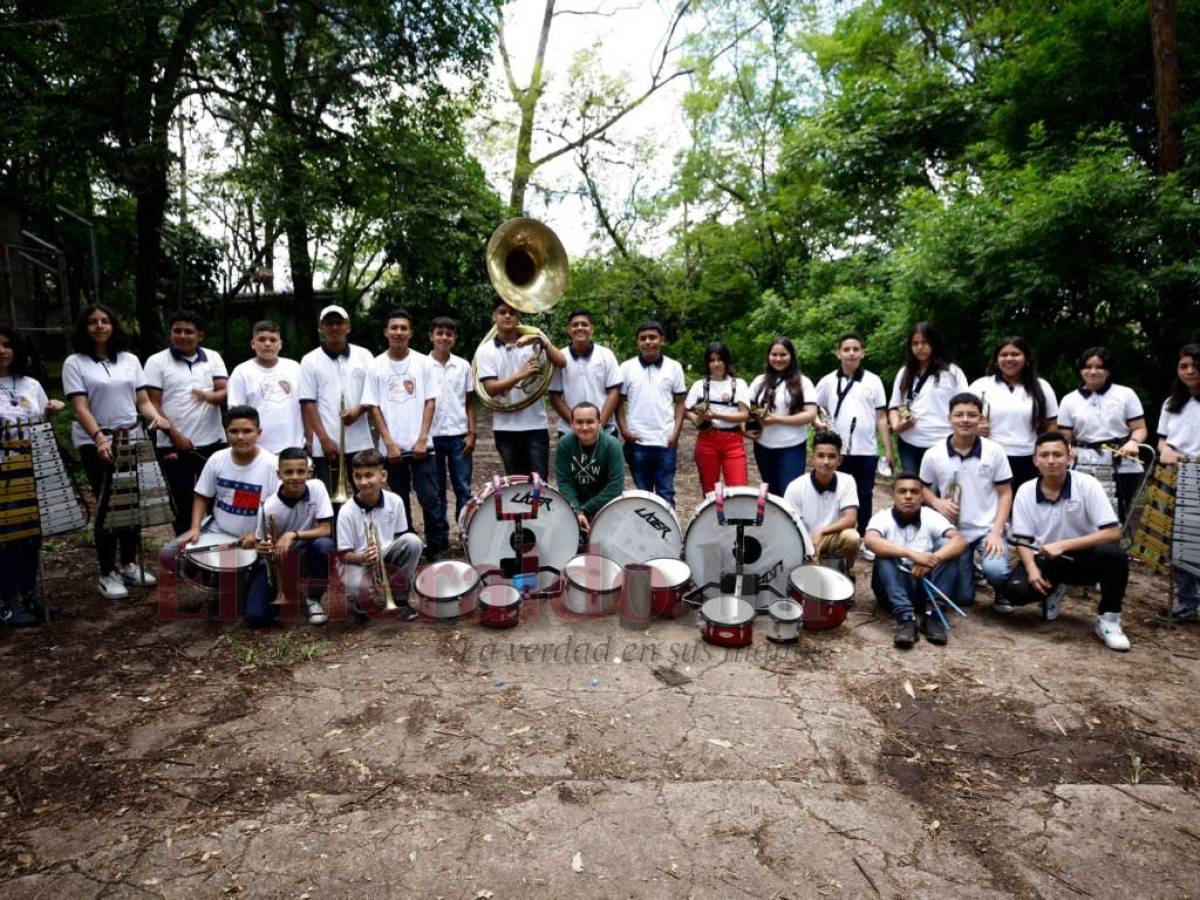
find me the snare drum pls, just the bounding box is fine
[646,557,692,619]
[414,561,481,619]
[788,565,855,631]
[479,583,521,629]
[589,490,683,566]
[179,531,258,593]
[698,596,755,648]
[458,475,580,573]
[684,487,812,611]
[766,599,802,643]
[561,554,623,616]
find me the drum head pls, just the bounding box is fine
[415,560,480,600]
[789,565,854,604]
[647,557,690,589]
[589,490,682,567]
[768,599,802,623]
[186,532,257,572]
[461,477,580,572]
[480,583,520,609]
[684,488,812,608]
[700,595,755,627]
[564,554,623,591]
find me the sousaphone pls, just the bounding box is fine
[472,218,568,413]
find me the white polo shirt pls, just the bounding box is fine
[1012,471,1119,546]
[0,375,48,424]
[619,354,687,447]
[685,375,751,430]
[1058,383,1145,473]
[194,448,280,537]
[337,489,410,555]
[919,436,1013,541]
[549,343,622,434]
[143,346,228,448]
[1158,396,1200,458]
[813,368,887,455]
[361,349,434,453]
[429,353,473,438]
[867,506,955,551]
[62,351,147,446]
[969,374,1059,456]
[255,479,334,538]
[227,358,304,454]
[298,344,374,457]
[475,337,548,432]
[889,364,969,448]
[743,373,819,449]
[783,471,858,532]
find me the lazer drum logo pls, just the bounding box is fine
[634,507,672,540]
[760,559,784,585]
[510,491,554,511]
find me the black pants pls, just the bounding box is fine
[1001,544,1127,614]
[158,441,226,535]
[838,454,878,535]
[495,429,549,481]
[80,444,139,575]
[1007,455,1038,492]
[1116,472,1141,523]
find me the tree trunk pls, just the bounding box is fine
[134,168,169,353]
[1148,0,1182,173]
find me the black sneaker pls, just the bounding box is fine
[396,602,418,622]
[0,600,37,628]
[893,617,917,649]
[920,616,948,645]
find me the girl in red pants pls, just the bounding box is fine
[685,342,750,494]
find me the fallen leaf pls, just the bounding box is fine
[920,683,940,692]
[572,851,584,873]
[508,725,531,736]
[903,680,916,700]
[707,738,733,749]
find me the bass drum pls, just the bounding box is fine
[458,475,580,574]
[588,490,682,567]
[684,487,812,611]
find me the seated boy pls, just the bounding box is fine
[246,447,336,627]
[782,431,860,574]
[919,392,1012,607]
[865,472,967,648]
[171,406,279,617]
[1000,432,1131,651]
[554,401,626,535]
[336,449,422,620]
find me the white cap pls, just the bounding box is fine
[318,304,350,322]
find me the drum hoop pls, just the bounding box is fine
[415,562,480,602]
[480,584,521,608]
[564,555,623,593]
[647,557,690,588]
[789,565,854,603]
[701,596,755,626]
[185,533,257,572]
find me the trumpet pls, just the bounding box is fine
[944,476,962,525]
[815,405,834,431]
[331,391,351,505]
[693,398,713,432]
[366,522,396,612]
[744,403,767,437]
[265,514,287,606]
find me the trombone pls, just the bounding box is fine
[366,522,396,612]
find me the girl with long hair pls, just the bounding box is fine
[888,322,968,474]
[969,336,1058,488]
[62,304,171,601]
[1158,343,1200,621]
[685,341,750,494]
[745,337,818,496]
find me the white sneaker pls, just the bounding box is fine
[860,547,876,562]
[307,597,328,626]
[98,572,129,601]
[119,562,157,586]
[1094,612,1131,652]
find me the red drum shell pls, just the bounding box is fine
[699,596,755,648]
[561,554,623,617]
[788,565,854,631]
[646,557,692,619]
[479,584,521,629]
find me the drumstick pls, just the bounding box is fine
[924,582,951,631]
[1010,538,1075,563]
[897,562,967,617]
[182,539,243,555]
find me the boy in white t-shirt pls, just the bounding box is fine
[245,447,336,627]
[337,449,423,621]
[428,316,476,551]
[226,321,304,454]
[616,321,687,507]
[144,309,228,534]
[782,431,861,573]
[865,473,967,648]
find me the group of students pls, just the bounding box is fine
[0,298,1197,646]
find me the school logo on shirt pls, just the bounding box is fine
[262,378,293,403]
[387,375,416,401]
[215,477,264,517]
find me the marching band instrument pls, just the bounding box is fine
[1173,462,1200,579]
[744,402,767,437]
[29,420,87,537]
[330,392,351,505]
[788,565,855,631]
[94,427,173,531]
[458,474,579,578]
[697,595,756,648]
[944,475,962,525]
[766,599,803,643]
[265,514,287,606]
[178,531,259,597]
[815,405,834,432]
[367,522,397,612]
[0,421,39,544]
[561,553,623,616]
[472,218,568,413]
[588,490,683,567]
[414,560,481,619]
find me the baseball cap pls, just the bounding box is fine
[319,304,350,322]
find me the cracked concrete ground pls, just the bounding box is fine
[3,423,1199,898]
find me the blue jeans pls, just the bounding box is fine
[753,443,806,497]
[955,534,1010,606]
[0,537,38,603]
[627,444,678,507]
[433,433,474,539]
[387,455,442,554]
[244,537,336,627]
[872,553,957,621]
[896,439,928,477]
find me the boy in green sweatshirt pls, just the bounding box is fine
[554,402,626,533]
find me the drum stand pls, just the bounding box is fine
[491,472,543,595]
[690,482,786,608]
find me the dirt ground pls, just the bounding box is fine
[3,414,1200,899]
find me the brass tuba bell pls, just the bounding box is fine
[472,218,568,413]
